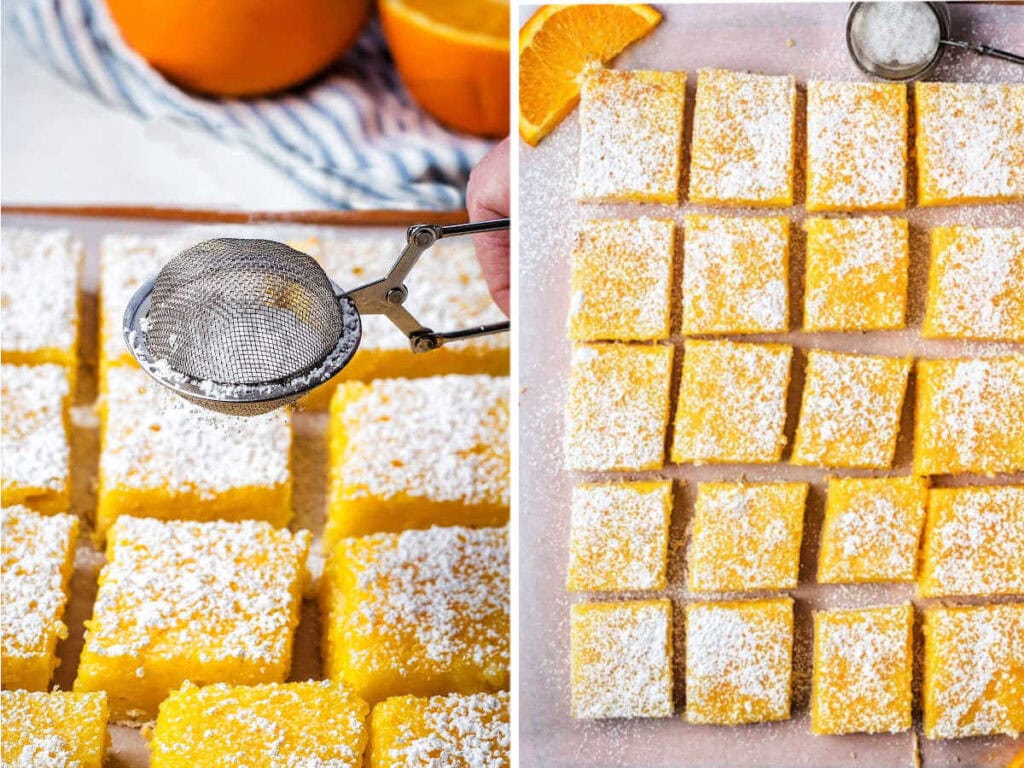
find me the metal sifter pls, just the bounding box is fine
[123,219,510,416]
[846,1,1024,82]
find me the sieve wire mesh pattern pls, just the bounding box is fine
[145,239,344,386]
[847,1,945,81]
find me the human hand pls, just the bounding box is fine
[466,137,511,316]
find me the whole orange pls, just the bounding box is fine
[379,0,510,137]
[105,0,371,97]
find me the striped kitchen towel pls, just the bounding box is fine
[6,0,496,210]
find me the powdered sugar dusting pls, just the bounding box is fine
[1,363,71,499]
[576,67,686,204]
[818,476,927,583]
[812,605,912,734]
[924,225,1024,342]
[914,355,1024,475]
[333,375,509,506]
[0,229,83,358]
[683,215,789,334]
[568,481,671,591]
[924,604,1024,739]
[0,690,107,768]
[916,82,1024,205]
[919,485,1024,597]
[687,483,806,592]
[807,80,906,210]
[685,599,793,724]
[1,506,77,661]
[564,344,673,471]
[382,691,509,767]
[689,68,796,205]
[100,364,291,497]
[85,516,308,662]
[803,216,909,331]
[336,525,508,672]
[673,340,792,464]
[569,217,674,342]
[793,350,910,469]
[571,600,673,719]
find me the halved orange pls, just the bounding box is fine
[519,4,662,146]
[380,0,510,137]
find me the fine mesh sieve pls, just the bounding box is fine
[146,239,344,385]
[124,219,510,416]
[846,2,1024,82]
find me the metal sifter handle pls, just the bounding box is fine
[941,38,1024,66]
[345,218,511,353]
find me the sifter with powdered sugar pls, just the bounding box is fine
[123,219,510,416]
[846,1,1024,82]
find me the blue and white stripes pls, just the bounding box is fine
[6,0,496,210]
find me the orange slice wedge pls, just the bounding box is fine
[519,4,662,146]
[380,0,510,137]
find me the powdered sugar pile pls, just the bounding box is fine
[849,2,939,68]
[383,691,510,767]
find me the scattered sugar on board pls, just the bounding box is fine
[87,516,308,661]
[0,229,83,355]
[100,365,291,496]
[352,525,508,669]
[385,691,510,767]
[338,375,509,505]
[1,506,77,660]
[1,363,70,493]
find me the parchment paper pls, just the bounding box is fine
[516,5,1024,767]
